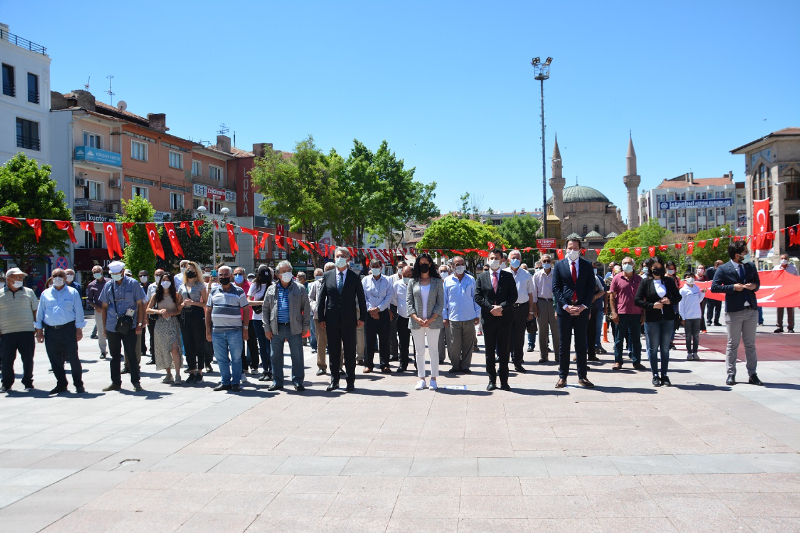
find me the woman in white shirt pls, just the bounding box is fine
[678,271,705,361]
[406,253,445,391]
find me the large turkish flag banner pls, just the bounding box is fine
[689,270,800,307]
[752,198,773,251]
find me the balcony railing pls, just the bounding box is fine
[74,199,121,214]
[28,90,38,104]
[17,134,40,151]
[0,29,47,55]
[3,83,14,97]
[190,173,235,190]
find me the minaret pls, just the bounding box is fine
[623,136,641,229]
[549,135,566,220]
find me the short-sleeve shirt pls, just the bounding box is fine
[0,286,39,334]
[609,273,643,315]
[98,276,146,331]
[207,284,249,332]
[247,282,269,321]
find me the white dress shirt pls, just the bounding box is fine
[504,266,534,304]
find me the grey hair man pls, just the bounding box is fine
[442,255,481,373]
[206,265,250,392]
[531,254,560,363]
[86,264,108,358]
[309,263,334,375]
[0,268,39,392]
[505,249,535,373]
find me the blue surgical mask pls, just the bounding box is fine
[510,259,521,268]
[335,257,347,268]
[371,268,381,277]
[234,274,244,284]
[93,272,103,279]
[543,263,552,271]
[622,264,634,273]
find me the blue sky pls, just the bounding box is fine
[7,1,799,222]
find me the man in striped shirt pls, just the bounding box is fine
[205,265,250,392]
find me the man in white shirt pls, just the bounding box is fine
[443,256,481,373]
[531,254,559,363]
[388,260,407,361]
[174,260,189,291]
[392,265,414,372]
[505,250,535,373]
[773,254,797,333]
[437,264,452,363]
[362,259,393,373]
[309,263,334,375]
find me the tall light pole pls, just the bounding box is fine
[531,57,552,238]
[197,205,229,268]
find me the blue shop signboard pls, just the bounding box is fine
[74,146,122,167]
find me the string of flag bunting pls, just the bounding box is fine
[1,216,798,265]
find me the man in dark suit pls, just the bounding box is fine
[475,249,518,391]
[552,238,598,388]
[711,241,762,386]
[318,247,368,392]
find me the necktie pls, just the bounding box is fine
[738,264,745,282]
[571,261,578,302]
[492,271,498,293]
[338,271,344,291]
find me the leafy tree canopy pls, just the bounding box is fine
[497,215,542,265]
[119,196,156,278]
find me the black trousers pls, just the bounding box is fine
[146,316,156,356]
[396,316,411,365]
[327,321,357,386]
[106,329,140,385]
[389,304,399,357]
[558,308,590,380]
[587,306,598,358]
[706,300,722,323]
[509,304,528,366]
[483,317,511,385]
[365,309,390,369]
[241,321,259,371]
[1,331,35,389]
[44,324,83,389]
[180,315,207,371]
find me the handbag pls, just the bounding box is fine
[112,283,134,335]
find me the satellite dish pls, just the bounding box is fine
[117,101,127,111]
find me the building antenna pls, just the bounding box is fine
[106,75,115,106]
[217,123,229,135]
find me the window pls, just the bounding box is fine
[2,64,14,97]
[84,230,103,249]
[209,165,222,181]
[168,151,183,169]
[16,118,39,150]
[755,163,771,200]
[594,224,600,233]
[83,132,102,149]
[170,192,184,210]
[87,181,103,201]
[191,160,201,177]
[582,225,588,235]
[193,199,201,210]
[131,140,148,161]
[27,73,38,104]
[132,186,148,200]
[784,168,800,201]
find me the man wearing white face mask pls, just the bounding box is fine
[437,264,452,364]
[264,261,310,391]
[609,256,646,371]
[392,265,414,372]
[309,264,333,376]
[505,249,535,373]
[86,265,108,358]
[532,254,560,363]
[0,268,39,393]
[443,256,481,373]
[362,259,393,373]
[552,239,598,388]
[773,254,797,333]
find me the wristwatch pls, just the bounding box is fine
[137,323,143,327]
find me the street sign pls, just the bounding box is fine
[537,238,557,249]
[55,257,68,270]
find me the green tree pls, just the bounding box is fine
[156,209,213,272]
[689,224,733,268]
[119,196,156,278]
[497,215,542,265]
[0,154,71,272]
[598,219,679,267]
[417,214,508,271]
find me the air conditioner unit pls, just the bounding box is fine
[109,178,121,188]
[75,177,86,187]
[109,203,120,213]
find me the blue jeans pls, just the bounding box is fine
[270,323,305,387]
[251,319,272,374]
[595,306,604,346]
[310,316,317,351]
[212,330,244,386]
[614,314,642,364]
[644,319,672,378]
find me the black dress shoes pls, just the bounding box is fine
[213,384,231,391]
[396,365,408,373]
[75,386,86,394]
[268,384,283,392]
[345,383,355,392]
[748,374,763,386]
[500,383,511,391]
[326,381,340,392]
[486,382,497,391]
[578,378,595,388]
[462,368,472,374]
[231,384,241,392]
[294,384,305,392]
[633,363,648,371]
[726,375,736,386]
[587,356,600,362]
[661,376,672,387]
[538,357,548,363]
[514,365,527,374]
[316,368,326,376]
[652,376,662,387]
[48,386,67,395]
[448,367,459,373]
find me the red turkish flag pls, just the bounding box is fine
[698,240,707,249]
[648,246,656,257]
[180,221,191,238]
[240,227,260,258]
[259,232,269,252]
[164,222,184,257]
[54,221,77,243]
[713,237,720,248]
[622,247,630,253]
[790,226,797,246]
[122,222,134,245]
[687,242,695,255]
[80,221,96,239]
[659,245,668,251]
[226,223,239,254]
[0,216,21,226]
[103,222,123,259]
[145,223,165,259]
[285,237,294,252]
[26,219,42,242]
[556,249,564,260]
[634,247,642,257]
[193,220,204,237]
[752,198,772,251]
[609,248,615,254]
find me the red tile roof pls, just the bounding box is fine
[656,176,734,189]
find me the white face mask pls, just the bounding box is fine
[161,280,172,289]
[93,272,103,279]
[155,276,162,284]
[439,271,449,278]
[642,267,649,274]
[66,274,74,283]
[335,257,348,268]
[567,249,580,261]
[315,276,323,282]
[667,269,675,275]
[111,273,123,281]
[140,276,148,283]
[455,265,466,275]
[52,277,65,288]
[685,278,695,286]
[593,268,598,275]
[543,263,552,271]
[0,282,4,289]
[488,259,501,270]
[281,272,293,283]
[622,264,634,273]
[371,268,382,277]
[403,277,410,285]
[781,259,788,265]
[12,280,23,289]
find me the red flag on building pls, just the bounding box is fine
[259,232,269,252]
[145,223,165,259]
[54,221,77,243]
[164,222,184,257]
[26,219,41,242]
[80,221,96,239]
[752,198,773,251]
[226,223,239,254]
[285,237,294,252]
[121,222,135,245]
[193,219,204,237]
[594,249,602,255]
[241,227,260,258]
[103,222,123,259]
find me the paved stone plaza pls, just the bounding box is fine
[1,309,799,533]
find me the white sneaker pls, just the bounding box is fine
[686,354,693,361]
[415,379,427,390]
[429,379,438,391]
[240,374,248,383]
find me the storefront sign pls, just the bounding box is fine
[74,146,122,167]
[659,199,733,210]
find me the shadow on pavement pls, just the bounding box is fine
[675,383,732,391]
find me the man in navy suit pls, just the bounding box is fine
[475,249,518,391]
[552,238,598,388]
[318,247,368,392]
[711,241,763,386]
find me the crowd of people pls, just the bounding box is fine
[0,240,796,395]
